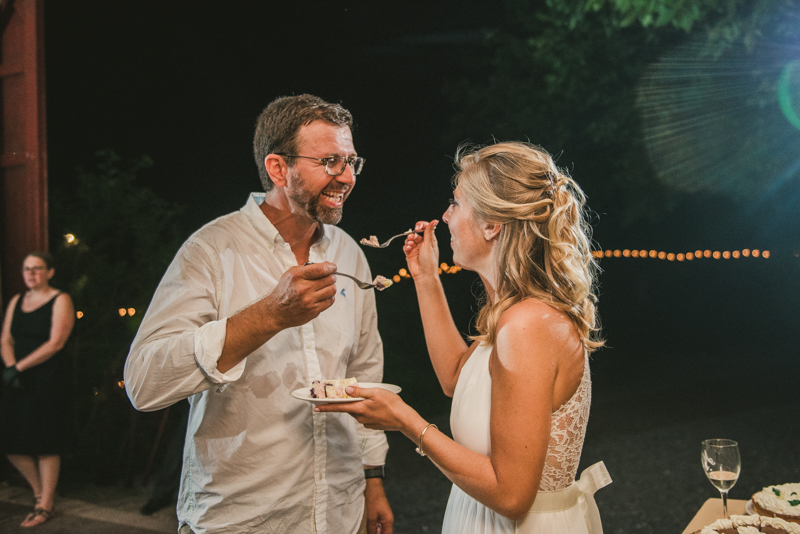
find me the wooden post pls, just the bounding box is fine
[0,0,48,308]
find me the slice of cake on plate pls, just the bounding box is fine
[310,377,358,399]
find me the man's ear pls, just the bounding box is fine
[265,154,289,188]
[484,223,502,241]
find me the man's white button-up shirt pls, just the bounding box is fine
[124,193,388,534]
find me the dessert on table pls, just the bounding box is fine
[753,484,800,525]
[700,514,800,533]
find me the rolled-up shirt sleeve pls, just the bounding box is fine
[358,426,389,467]
[124,239,246,412]
[347,272,389,467]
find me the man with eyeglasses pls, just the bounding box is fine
[124,94,393,534]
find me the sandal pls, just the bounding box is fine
[20,507,54,528]
[21,497,40,527]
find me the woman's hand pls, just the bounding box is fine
[403,220,440,281]
[2,366,22,390]
[314,386,423,437]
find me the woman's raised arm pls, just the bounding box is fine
[404,220,471,396]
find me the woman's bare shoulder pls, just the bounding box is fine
[498,299,574,336]
[5,293,21,312]
[2,294,22,334]
[53,291,74,309]
[496,300,579,366]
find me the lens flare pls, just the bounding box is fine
[638,40,800,205]
[778,59,800,131]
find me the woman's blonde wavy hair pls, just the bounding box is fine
[454,141,604,352]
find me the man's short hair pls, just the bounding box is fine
[253,94,354,191]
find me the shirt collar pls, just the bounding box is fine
[242,193,331,254]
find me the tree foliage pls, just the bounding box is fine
[446,0,679,225]
[549,0,799,49]
[49,150,187,481]
[445,0,800,229]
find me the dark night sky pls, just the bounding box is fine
[44,1,799,250]
[44,1,501,239]
[42,0,511,407]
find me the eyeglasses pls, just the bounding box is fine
[22,266,47,273]
[275,154,365,176]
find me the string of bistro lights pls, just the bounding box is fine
[380,247,772,288]
[62,227,779,395]
[66,225,773,321]
[592,247,770,261]
[63,235,768,392]
[74,251,774,319]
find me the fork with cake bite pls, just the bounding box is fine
[359,229,420,248]
[302,262,391,290]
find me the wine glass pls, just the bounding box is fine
[701,439,741,518]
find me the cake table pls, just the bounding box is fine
[683,498,748,534]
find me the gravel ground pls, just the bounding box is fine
[0,480,177,533]
[0,499,173,534]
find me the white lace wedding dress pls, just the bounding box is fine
[441,343,611,534]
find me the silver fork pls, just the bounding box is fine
[303,262,378,290]
[360,229,419,248]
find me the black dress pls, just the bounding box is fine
[0,292,71,455]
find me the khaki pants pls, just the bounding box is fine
[179,508,368,534]
[357,504,368,534]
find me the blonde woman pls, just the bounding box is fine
[318,142,611,533]
[1,252,75,527]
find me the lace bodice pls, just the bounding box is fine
[540,353,591,490]
[450,343,591,492]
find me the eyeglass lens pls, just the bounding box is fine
[327,157,364,176]
[23,267,46,273]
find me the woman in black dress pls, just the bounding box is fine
[1,252,75,527]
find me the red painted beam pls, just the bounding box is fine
[0,0,48,308]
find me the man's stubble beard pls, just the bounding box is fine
[303,194,343,226]
[286,169,345,226]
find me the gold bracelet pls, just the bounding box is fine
[415,423,438,457]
